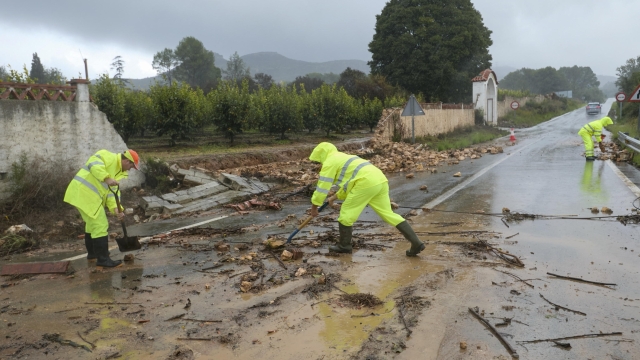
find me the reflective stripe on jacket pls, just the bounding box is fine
[309,142,387,206]
[64,150,128,219]
[579,117,613,142]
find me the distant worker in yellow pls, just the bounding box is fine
[64,149,140,268]
[578,116,613,161]
[308,142,425,256]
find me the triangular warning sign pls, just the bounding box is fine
[630,84,640,103]
[401,95,425,116]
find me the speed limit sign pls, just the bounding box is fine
[510,101,519,110]
[616,92,627,102]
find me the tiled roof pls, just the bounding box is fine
[472,69,498,84]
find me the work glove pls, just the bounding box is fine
[599,142,605,153]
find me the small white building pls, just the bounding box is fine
[472,69,499,125]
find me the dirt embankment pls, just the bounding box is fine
[174,139,370,171]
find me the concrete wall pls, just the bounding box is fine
[473,75,499,125]
[0,87,144,199]
[375,106,475,142]
[497,94,547,119]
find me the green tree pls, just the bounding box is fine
[209,80,254,143]
[0,65,7,80]
[558,66,604,102]
[92,74,140,140]
[261,85,302,139]
[306,72,340,84]
[369,0,492,103]
[152,48,178,83]
[149,82,198,146]
[174,36,222,89]
[362,98,384,132]
[254,72,274,89]
[224,51,251,81]
[311,84,356,136]
[616,55,640,94]
[291,75,324,93]
[337,67,367,98]
[122,90,152,142]
[111,56,125,80]
[29,53,46,83]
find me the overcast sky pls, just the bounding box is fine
[0,0,636,80]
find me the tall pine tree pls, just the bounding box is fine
[30,53,46,83]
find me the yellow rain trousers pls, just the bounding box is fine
[309,142,405,227]
[64,150,129,238]
[578,117,613,157]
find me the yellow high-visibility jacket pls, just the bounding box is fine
[64,150,128,219]
[579,117,613,142]
[309,142,387,206]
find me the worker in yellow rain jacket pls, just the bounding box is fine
[308,142,425,256]
[578,116,613,161]
[64,149,140,267]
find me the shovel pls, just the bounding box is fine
[108,185,142,252]
[286,194,337,244]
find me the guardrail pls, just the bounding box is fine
[618,131,640,153]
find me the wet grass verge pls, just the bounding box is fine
[413,125,508,151]
[498,98,583,128]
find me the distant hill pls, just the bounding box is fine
[121,52,369,90]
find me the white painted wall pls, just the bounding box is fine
[0,84,144,200]
[473,74,499,125]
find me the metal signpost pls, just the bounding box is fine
[401,95,425,144]
[510,101,519,123]
[615,92,626,122]
[629,85,640,133]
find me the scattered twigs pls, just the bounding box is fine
[468,308,519,359]
[552,341,571,349]
[229,271,250,279]
[43,333,92,352]
[505,233,520,240]
[494,269,534,288]
[331,283,349,294]
[351,306,395,318]
[311,297,334,307]
[54,307,84,313]
[501,218,510,228]
[165,313,186,321]
[76,331,96,350]
[399,296,412,336]
[539,293,586,316]
[177,337,216,341]
[546,272,616,287]
[517,332,622,344]
[270,250,288,270]
[182,318,222,323]
[475,239,524,267]
[201,264,223,271]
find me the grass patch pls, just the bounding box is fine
[0,233,35,256]
[498,98,583,128]
[413,126,508,151]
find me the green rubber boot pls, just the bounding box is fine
[329,223,353,253]
[396,221,425,257]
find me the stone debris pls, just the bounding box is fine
[591,207,600,214]
[453,172,461,177]
[281,250,293,261]
[420,185,428,191]
[295,268,307,277]
[601,207,613,214]
[226,198,281,212]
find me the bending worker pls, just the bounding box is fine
[64,149,140,268]
[578,116,613,161]
[308,142,425,256]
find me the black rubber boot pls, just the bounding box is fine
[95,236,122,268]
[85,233,97,261]
[396,221,425,257]
[329,223,353,253]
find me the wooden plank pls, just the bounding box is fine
[1,261,70,275]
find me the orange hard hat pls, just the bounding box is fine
[123,149,140,170]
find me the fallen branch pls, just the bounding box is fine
[399,297,412,336]
[501,218,510,228]
[201,264,224,271]
[311,297,334,307]
[76,331,96,350]
[270,250,288,270]
[546,272,616,287]
[54,307,85,313]
[476,239,524,267]
[43,333,91,353]
[331,283,349,294]
[539,293,586,316]
[165,313,186,321]
[182,318,222,323]
[177,337,216,341]
[517,332,622,344]
[229,271,250,279]
[468,308,519,359]
[494,269,534,288]
[505,233,520,240]
[84,302,141,305]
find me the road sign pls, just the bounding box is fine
[401,95,425,116]
[629,84,640,103]
[510,101,520,110]
[615,92,627,102]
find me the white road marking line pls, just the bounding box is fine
[605,160,640,197]
[63,215,229,261]
[422,139,542,210]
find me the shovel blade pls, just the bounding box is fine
[115,236,142,252]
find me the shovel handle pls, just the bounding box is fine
[107,185,128,238]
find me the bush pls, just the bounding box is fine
[474,109,485,125]
[5,154,75,217]
[142,158,175,194]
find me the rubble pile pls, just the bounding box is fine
[598,142,630,162]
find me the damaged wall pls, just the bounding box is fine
[0,82,144,200]
[374,106,475,143]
